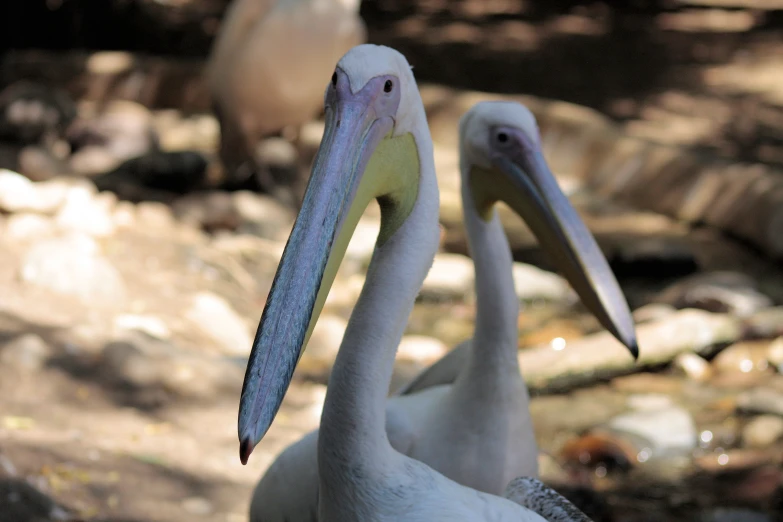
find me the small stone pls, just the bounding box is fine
[420,253,474,301]
[5,213,54,240]
[0,169,46,213]
[742,415,783,448]
[611,373,683,394]
[397,335,448,365]
[672,352,713,382]
[608,405,697,456]
[298,314,348,375]
[232,190,294,240]
[737,388,783,417]
[767,337,783,373]
[20,233,126,307]
[101,341,160,387]
[656,271,772,317]
[185,292,251,355]
[712,340,772,375]
[632,303,676,324]
[511,263,573,303]
[114,314,170,340]
[626,393,673,411]
[54,186,116,237]
[135,201,175,230]
[172,191,237,231]
[325,274,365,310]
[0,334,52,371]
[182,496,213,515]
[343,217,381,273]
[744,307,783,339]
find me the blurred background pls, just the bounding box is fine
[1,1,783,521]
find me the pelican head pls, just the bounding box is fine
[238,44,425,464]
[459,101,638,358]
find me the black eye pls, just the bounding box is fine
[384,80,393,93]
[497,132,509,143]
[331,72,337,87]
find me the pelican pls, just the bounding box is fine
[205,0,365,188]
[239,43,629,521]
[245,100,638,522]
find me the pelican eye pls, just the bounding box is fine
[331,72,338,87]
[496,131,509,143]
[384,80,393,93]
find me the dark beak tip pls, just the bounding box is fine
[626,338,640,361]
[239,436,255,466]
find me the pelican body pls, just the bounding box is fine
[206,0,365,187]
[238,44,625,521]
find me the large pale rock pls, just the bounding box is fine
[420,253,474,301]
[185,292,251,355]
[20,232,127,307]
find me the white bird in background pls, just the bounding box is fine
[237,43,629,521]
[245,96,639,520]
[205,0,365,189]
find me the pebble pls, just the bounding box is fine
[672,352,713,382]
[396,335,449,365]
[420,253,474,301]
[632,303,676,324]
[742,415,783,448]
[4,213,55,240]
[343,217,381,274]
[0,333,52,371]
[767,337,783,373]
[102,340,160,387]
[744,307,783,339]
[232,190,294,241]
[182,496,213,516]
[656,271,771,317]
[113,314,171,340]
[185,292,252,355]
[608,404,697,456]
[712,340,772,375]
[298,314,348,375]
[511,262,573,303]
[20,232,127,307]
[54,186,116,237]
[0,169,56,213]
[737,388,783,417]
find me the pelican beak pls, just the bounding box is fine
[237,69,417,464]
[470,126,638,359]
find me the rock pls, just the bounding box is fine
[737,388,783,417]
[102,340,160,387]
[611,374,683,394]
[712,340,772,375]
[767,337,783,373]
[17,145,69,181]
[254,137,297,168]
[0,334,52,371]
[0,169,46,213]
[182,496,213,516]
[172,191,238,231]
[54,186,116,237]
[511,263,574,303]
[518,309,741,392]
[632,303,676,324]
[700,509,772,522]
[4,213,55,240]
[625,393,673,411]
[742,415,783,448]
[113,314,170,340]
[185,292,251,355]
[325,274,365,310]
[92,151,209,197]
[298,314,348,376]
[420,253,474,301]
[608,404,697,457]
[232,190,294,241]
[672,352,713,382]
[656,271,772,317]
[0,80,76,145]
[343,218,381,274]
[67,100,157,176]
[20,233,127,307]
[397,335,449,365]
[135,201,176,231]
[744,307,783,339]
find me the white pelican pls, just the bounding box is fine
[239,43,621,521]
[205,0,365,186]
[244,102,638,521]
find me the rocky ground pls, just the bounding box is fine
[0,85,782,522]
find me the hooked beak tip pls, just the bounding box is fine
[239,436,254,466]
[626,338,639,361]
